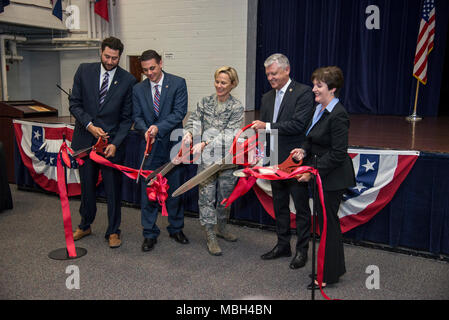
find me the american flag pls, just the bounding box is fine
[413,0,436,84]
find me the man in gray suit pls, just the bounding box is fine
[252,53,314,269]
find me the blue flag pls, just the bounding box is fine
[52,0,62,20]
[0,0,10,14]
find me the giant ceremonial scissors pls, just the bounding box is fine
[71,137,108,159]
[171,124,263,197]
[144,140,201,186]
[136,138,154,184]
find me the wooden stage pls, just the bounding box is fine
[347,115,449,154]
[25,113,449,154]
[245,112,449,154]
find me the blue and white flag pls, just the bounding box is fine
[52,0,62,20]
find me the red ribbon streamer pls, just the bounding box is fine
[222,165,332,300]
[56,142,77,257]
[228,123,264,166]
[88,151,169,215]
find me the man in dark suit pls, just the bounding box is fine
[69,37,136,248]
[252,53,314,269]
[132,50,189,252]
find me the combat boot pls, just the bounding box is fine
[204,224,222,256]
[216,220,238,242]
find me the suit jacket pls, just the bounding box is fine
[132,71,188,163]
[69,62,136,153]
[302,102,355,191]
[260,79,314,163]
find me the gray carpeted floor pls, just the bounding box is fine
[1,185,448,301]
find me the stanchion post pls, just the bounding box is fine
[311,155,318,300]
[48,133,87,260]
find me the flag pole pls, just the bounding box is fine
[406,79,422,122]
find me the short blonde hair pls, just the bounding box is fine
[214,66,239,88]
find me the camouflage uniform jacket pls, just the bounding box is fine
[184,93,244,159]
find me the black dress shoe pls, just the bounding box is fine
[142,238,157,252]
[260,245,292,260]
[169,231,189,244]
[289,252,308,269]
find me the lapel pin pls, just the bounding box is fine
[289,88,293,92]
[114,81,118,85]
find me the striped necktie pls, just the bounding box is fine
[99,71,109,107]
[153,84,160,116]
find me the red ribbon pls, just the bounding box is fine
[146,174,169,217]
[56,140,169,257]
[56,142,80,258]
[88,151,170,214]
[222,165,332,300]
[228,123,264,166]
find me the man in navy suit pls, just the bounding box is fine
[132,50,189,252]
[252,53,314,269]
[69,37,137,248]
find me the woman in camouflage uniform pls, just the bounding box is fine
[183,66,244,256]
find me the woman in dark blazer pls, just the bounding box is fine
[291,66,355,289]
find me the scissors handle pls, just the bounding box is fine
[277,153,303,174]
[229,124,262,166]
[144,137,152,156]
[177,141,200,164]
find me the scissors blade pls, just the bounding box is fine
[146,161,177,185]
[136,155,147,184]
[172,163,223,197]
[172,162,236,197]
[71,146,92,159]
[151,161,177,184]
[136,138,154,184]
[145,161,171,182]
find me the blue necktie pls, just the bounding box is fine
[99,72,109,107]
[272,90,283,122]
[153,84,160,117]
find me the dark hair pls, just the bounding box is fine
[140,50,162,63]
[311,66,344,97]
[101,37,124,55]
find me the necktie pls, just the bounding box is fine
[153,84,160,116]
[99,72,109,107]
[269,90,283,163]
[272,90,283,122]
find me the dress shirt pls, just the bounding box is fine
[306,97,339,136]
[266,78,291,132]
